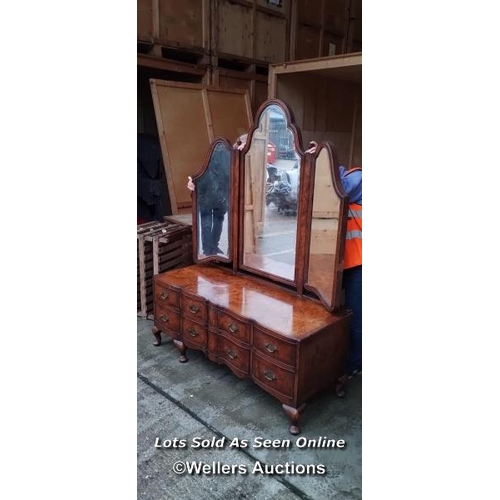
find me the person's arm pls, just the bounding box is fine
[339,167,362,203]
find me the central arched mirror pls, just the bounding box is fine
[240,101,302,284]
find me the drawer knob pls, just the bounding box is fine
[265,342,278,353]
[228,323,238,333]
[160,291,169,300]
[188,328,198,337]
[189,305,200,314]
[227,350,237,360]
[264,370,276,381]
[160,315,169,323]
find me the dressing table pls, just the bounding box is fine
[152,99,352,434]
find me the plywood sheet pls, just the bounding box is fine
[153,85,209,211]
[150,80,252,213]
[206,90,252,143]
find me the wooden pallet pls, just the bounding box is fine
[137,220,193,319]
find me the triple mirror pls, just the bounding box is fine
[192,99,348,312]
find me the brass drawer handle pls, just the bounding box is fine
[189,305,200,314]
[227,350,237,360]
[188,328,198,337]
[160,291,169,300]
[160,315,169,323]
[228,323,238,333]
[264,370,276,381]
[265,342,277,353]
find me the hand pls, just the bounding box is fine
[234,134,247,150]
[187,176,195,191]
[305,141,318,154]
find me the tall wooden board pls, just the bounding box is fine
[150,80,252,214]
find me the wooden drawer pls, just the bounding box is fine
[253,327,296,368]
[181,293,207,323]
[181,317,207,347]
[217,309,250,344]
[154,304,180,333]
[154,282,180,310]
[252,351,295,399]
[217,335,250,374]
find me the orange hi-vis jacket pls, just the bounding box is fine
[345,203,362,269]
[343,167,362,269]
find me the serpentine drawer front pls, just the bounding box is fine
[251,351,296,402]
[154,283,180,310]
[253,326,296,368]
[216,334,250,376]
[152,264,351,435]
[217,309,251,344]
[181,317,207,348]
[181,292,207,324]
[154,303,180,336]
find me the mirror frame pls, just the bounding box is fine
[189,100,351,313]
[303,142,349,311]
[237,99,305,288]
[191,137,235,264]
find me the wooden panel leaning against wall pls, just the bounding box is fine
[149,80,252,215]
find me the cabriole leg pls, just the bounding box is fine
[173,339,188,363]
[152,325,162,346]
[282,404,306,435]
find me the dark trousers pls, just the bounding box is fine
[200,207,225,255]
[343,265,362,372]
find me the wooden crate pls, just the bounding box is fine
[215,0,290,62]
[137,0,362,69]
[137,0,209,53]
[137,219,193,319]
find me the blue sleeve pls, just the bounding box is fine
[339,166,362,205]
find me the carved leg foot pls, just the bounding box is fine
[173,339,188,363]
[152,325,162,346]
[282,404,306,435]
[335,374,348,398]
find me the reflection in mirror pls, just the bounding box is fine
[306,148,341,307]
[242,104,300,282]
[196,142,231,260]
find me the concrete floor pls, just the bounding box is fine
[138,318,362,500]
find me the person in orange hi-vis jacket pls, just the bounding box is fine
[340,164,362,377]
